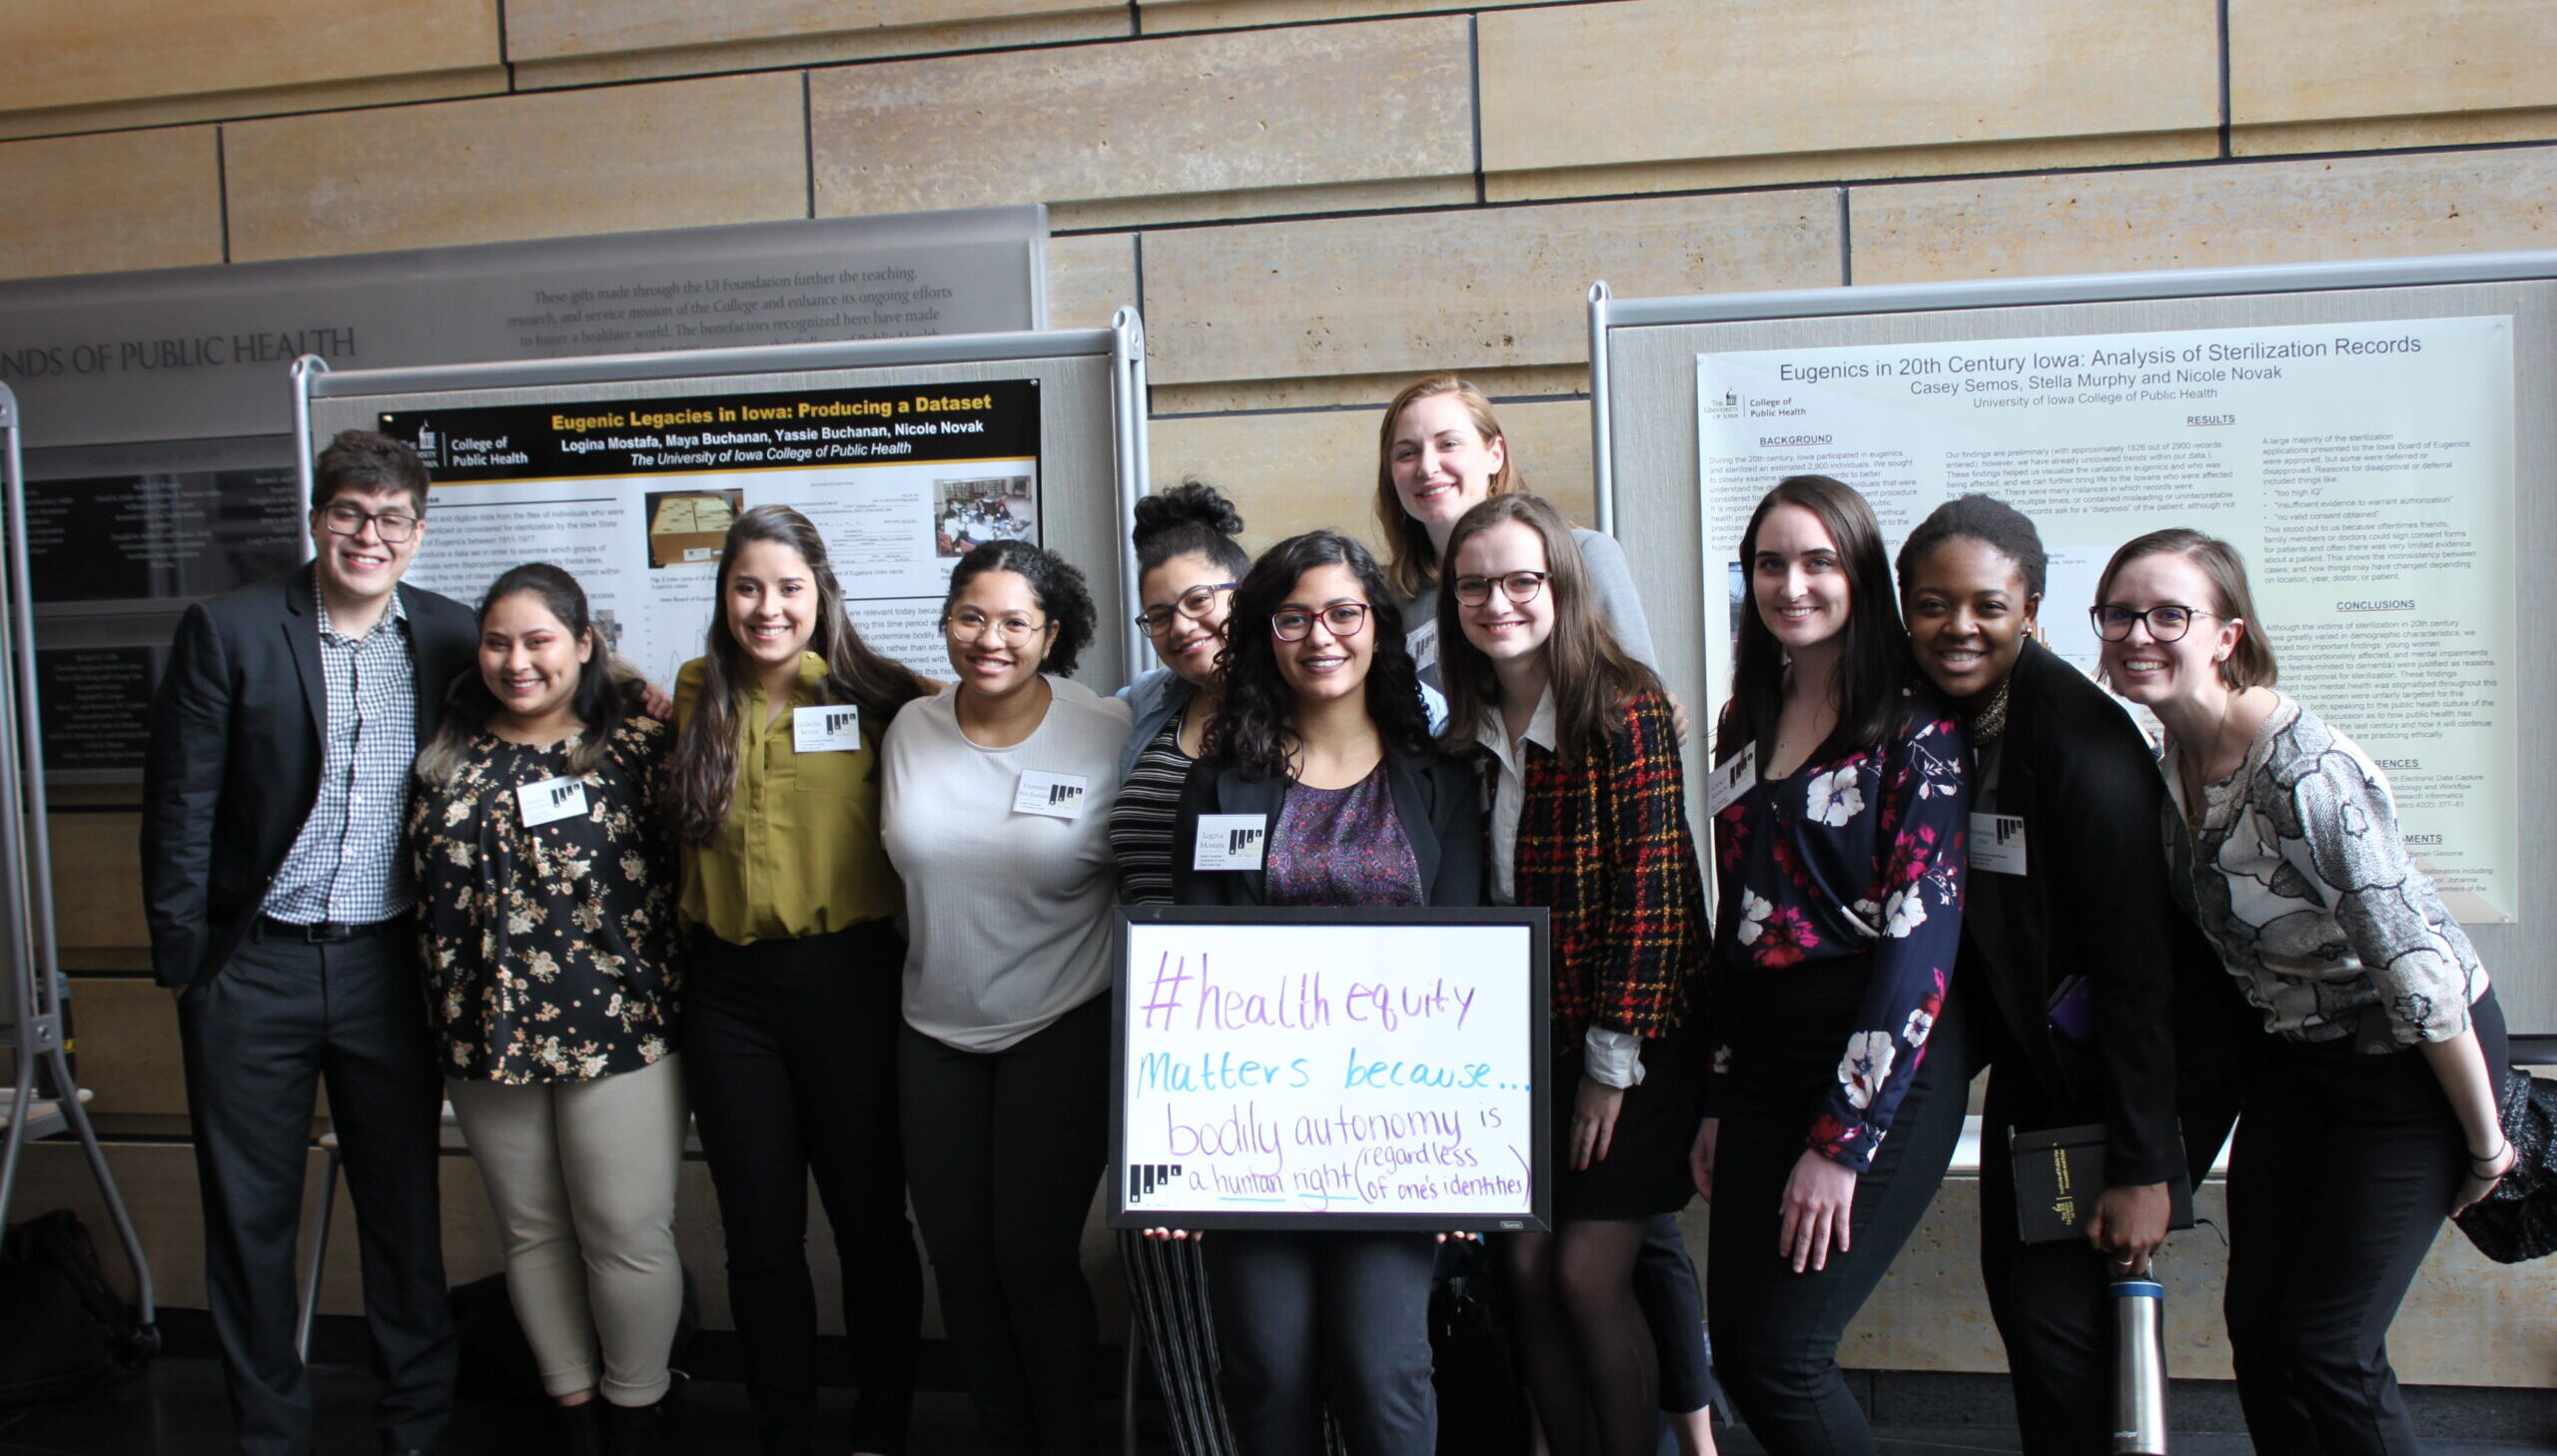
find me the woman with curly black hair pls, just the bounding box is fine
[1168,529,1482,1456]
[880,539,1132,1456]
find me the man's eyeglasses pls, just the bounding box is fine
[944,610,1051,644]
[1134,583,1237,634]
[1452,570,1550,607]
[1271,603,1370,643]
[2089,604,2216,642]
[318,501,420,543]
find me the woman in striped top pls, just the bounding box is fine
[1109,481,1253,1456]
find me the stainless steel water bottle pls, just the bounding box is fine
[2111,1276,2168,1455]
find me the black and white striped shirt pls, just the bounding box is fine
[261,584,417,926]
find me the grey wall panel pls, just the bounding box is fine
[1604,274,2557,1032]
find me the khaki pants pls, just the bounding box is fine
[446,1055,688,1405]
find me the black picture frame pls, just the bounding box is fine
[1108,903,1553,1233]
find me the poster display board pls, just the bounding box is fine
[1585,251,2557,1034]
[1111,907,1551,1232]
[377,378,1041,682]
[1694,316,2518,922]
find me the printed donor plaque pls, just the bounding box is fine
[1111,906,1551,1231]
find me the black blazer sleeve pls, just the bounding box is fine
[2030,663,2184,1188]
[1420,754,1484,910]
[141,601,236,988]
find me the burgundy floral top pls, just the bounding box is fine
[1710,691,1969,1171]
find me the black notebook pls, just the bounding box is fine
[2010,1123,2196,1245]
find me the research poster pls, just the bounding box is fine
[1114,911,1548,1229]
[1696,316,2517,922]
[378,378,1040,684]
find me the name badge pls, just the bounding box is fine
[792,704,861,753]
[516,776,590,828]
[1971,812,2029,875]
[1704,745,1757,819]
[1193,814,1270,872]
[1014,770,1090,819]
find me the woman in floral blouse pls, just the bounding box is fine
[410,561,681,1456]
[1691,474,1971,1456]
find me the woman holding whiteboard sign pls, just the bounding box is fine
[1433,493,1708,1456]
[664,505,937,1456]
[2092,527,2510,1456]
[881,539,1130,1456]
[1170,528,1483,1456]
[1693,473,1972,1456]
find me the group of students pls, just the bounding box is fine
[141,375,2511,1456]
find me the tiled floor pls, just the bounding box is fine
[1,1361,2552,1456]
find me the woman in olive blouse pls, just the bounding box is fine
[410,562,680,1455]
[663,505,937,1456]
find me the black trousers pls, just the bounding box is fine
[899,995,1113,1456]
[2222,990,2508,1456]
[1633,1214,1719,1416]
[1974,1063,2145,1456]
[682,922,922,1455]
[176,919,456,1456]
[1706,967,1970,1456]
[1205,1230,1439,1456]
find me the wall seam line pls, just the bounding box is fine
[1838,186,1853,286]
[1468,13,1486,205]
[802,71,816,218]
[495,0,517,91]
[215,125,232,265]
[2216,0,2233,159]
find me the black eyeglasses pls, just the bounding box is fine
[2090,604,2216,642]
[1134,583,1236,634]
[318,501,420,543]
[1271,603,1370,643]
[1452,570,1550,607]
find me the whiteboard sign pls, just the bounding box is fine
[1110,906,1551,1231]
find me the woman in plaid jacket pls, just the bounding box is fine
[1435,493,1709,1456]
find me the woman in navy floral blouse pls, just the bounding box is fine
[1691,474,1971,1456]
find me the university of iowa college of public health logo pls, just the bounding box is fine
[407,420,442,467]
[1703,386,1741,420]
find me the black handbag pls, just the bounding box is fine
[2453,1067,2557,1264]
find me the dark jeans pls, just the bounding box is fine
[899,995,1113,1456]
[176,919,456,1456]
[2223,990,2508,1456]
[1205,1230,1439,1456]
[682,922,921,1455]
[1706,966,1970,1456]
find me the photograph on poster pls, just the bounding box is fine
[933,475,1033,556]
[1696,315,2517,922]
[380,377,1040,682]
[1112,908,1550,1231]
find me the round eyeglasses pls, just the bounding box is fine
[2089,604,2216,642]
[1271,603,1370,643]
[944,610,1050,644]
[1134,583,1237,634]
[1451,570,1550,607]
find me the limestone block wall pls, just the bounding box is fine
[3,0,2553,1383]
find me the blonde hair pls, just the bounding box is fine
[1372,373,1523,601]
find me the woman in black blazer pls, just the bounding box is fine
[1895,496,2250,1453]
[1166,529,1481,1456]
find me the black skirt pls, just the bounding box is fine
[1549,1023,1706,1220]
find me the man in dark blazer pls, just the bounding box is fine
[143,430,477,1456]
